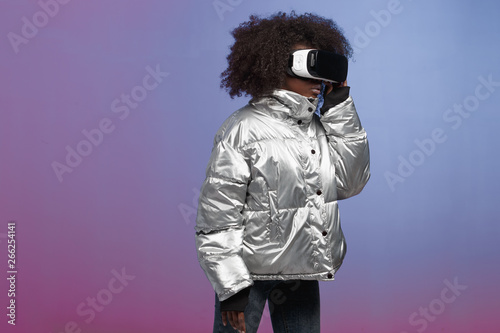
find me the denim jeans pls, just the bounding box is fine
[213,280,320,333]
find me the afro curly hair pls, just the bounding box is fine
[220,11,352,99]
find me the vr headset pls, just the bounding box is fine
[287,49,348,83]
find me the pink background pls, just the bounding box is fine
[1,0,499,332]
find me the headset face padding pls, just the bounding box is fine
[287,49,348,83]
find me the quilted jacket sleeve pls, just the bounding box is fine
[195,134,253,302]
[320,87,370,199]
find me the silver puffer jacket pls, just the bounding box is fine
[195,89,370,301]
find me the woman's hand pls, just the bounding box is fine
[222,310,246,333]
[323,80,347,96]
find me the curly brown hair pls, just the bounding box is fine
[220,11,352,99]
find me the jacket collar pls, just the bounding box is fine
[251,89,319,123]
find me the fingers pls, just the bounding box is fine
[221,311,227,326]
[222,311,246,332]
[323,81,333,95]
[229,311,238,329]
[323,80,348,96]
[238,312,246,332]
[229,311,240,331]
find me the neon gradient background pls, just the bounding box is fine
[1,0,499,332]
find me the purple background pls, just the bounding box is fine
[1,0,499,332]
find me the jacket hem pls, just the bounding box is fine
[250,272,336,281]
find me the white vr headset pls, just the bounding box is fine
[287,49,348,83]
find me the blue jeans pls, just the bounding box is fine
[213,280,320,333]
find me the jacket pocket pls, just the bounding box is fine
[267,190,283,245]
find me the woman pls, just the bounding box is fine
[195,12,370,333]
